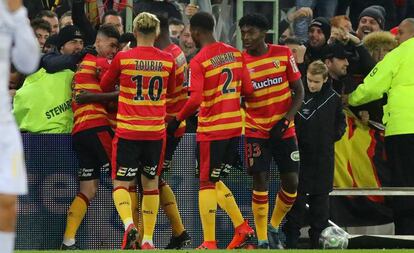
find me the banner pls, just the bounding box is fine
[331,109,393,226]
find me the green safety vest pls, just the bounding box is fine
[13,68,74,133]
[349,37,414,136]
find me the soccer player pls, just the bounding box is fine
[0,1,40,253]
[238,13,304,249]
[167,12,254,250]
[100,12,176,250]
[154,14,191,249]
[60,24,120,250]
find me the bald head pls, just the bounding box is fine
[396,18,414,45]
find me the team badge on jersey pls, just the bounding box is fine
[273,60,280,69]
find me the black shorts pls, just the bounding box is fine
[163,135,182,172]
[197,137,240,182]
[112,137,165,180]
[245,136,300,175]
[72,126,114,181]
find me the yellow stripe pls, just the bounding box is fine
[117,122,165,132]
[119,96,165,106]
[198,122,241,132]
[250,66,286,80]
[246,92,291,108]
[78,69,95,74]
[201,52,242,67]
[167,93,187,104]
[203,81,239,97]
[74,105,106,117]
[117,114,164,121]
[74,114,107,125]
[121,69,169,77]
[205,62,242,78]
[201,93,240,107]
[81,60,96,67]
[246,56,288,69]
[198,110,241,123]
[75,83,101,91]
[119,86,136,94]
[176,64,186,75]
[252,81,289,97]
[120,59,173,68]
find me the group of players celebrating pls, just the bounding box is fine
[61,10,304,250]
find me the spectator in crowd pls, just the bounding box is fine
[322,42,349,94]
[59,10,73,28]
[60,24,119,250]
[330,15,353,33]
[395,18,414,45]
[167,11,255,250]
[169,17,185,39]
[239,13,304,249]
[345,18,414,235]
[347,1,397,31]
[0,2,39,253]
[363,31,397,62]
[43,34,59,54]
[30,18,51,52]
[283,60,345,249]
[294,0,337,43]
[72,0,124,46]
[179,24,197,62]
[134,0,183,22]
[284,37,307,65]
[36,10,59,35]
[9,65,25,99]
[356,5,385,40]
[278,7,313,44]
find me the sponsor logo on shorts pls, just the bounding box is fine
[143,165,157,176]
[290,151,300,162]
[210,167,221,179]
[78,168,93,178]
[117,167,139,177]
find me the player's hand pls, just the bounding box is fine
[269,117,290,140]
[75,90,94,104]
[6,0,23,12]
[166,117,181,136]
[288,7,313,22]
[341,94,349,106]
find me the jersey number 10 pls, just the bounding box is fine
[132,75,163,101]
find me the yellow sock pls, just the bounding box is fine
[137,192,144,245]
[252,190,269,241]
[142,190,160,242]
[270,189,297,228]
[113,187,134,229]
[216,180,244,228]
[160,182,185,237]
[63,193,89,240]
[129,186,140,228]
[199,184,217,242]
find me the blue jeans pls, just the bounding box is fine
[293,0,338,43]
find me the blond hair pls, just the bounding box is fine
[133,12,160,35]
[307,60,329,79]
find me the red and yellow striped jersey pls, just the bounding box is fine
[72,54,110,135]
[164,43,188,137]
[101,46,176,140]
[177,42,253,141]
[243,44,301,139]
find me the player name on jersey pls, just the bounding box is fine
[209,52,236,67]
[135,60,164,71]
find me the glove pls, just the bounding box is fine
[269,117,290,140]
[166,117,181,136]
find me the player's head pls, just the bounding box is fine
[307,60,328,93]
[238,13,270,51]
[96,24,120,59]
[189,12,215,48]
[133,12,160,43]
[102,10,124,34]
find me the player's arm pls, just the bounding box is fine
[9,3,40,74]
[100,53,122,92]
[72,0,97,46]
[167,59,177,95]
[241,59,254,96]
[75,90,119,104]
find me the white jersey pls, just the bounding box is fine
[0,2,39,195]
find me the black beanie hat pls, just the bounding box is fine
[56,25,83,49]
[359,5,386,29]
[309,17,331,41]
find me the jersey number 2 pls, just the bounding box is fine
[221,68,236,94]
[132,75,163,101]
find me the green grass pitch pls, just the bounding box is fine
[15,250,414,253]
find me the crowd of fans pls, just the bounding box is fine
[6,0,414,250]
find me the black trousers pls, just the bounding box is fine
[385,134,414,235]
[282,192,330,249]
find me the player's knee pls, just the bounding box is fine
[252,172,269,191]
[281,173,298,193]
[80,187,98,200]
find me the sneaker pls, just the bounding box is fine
[60,243,80,250]
[165,230,191,249]
[141,242,156,250]
[196,241,218,249]
[121,224,138,250]
[227,220,255,249]
[257,241,270,249]
[267,224,284,249]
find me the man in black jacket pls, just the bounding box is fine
[283,59,346,249]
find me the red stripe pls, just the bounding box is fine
[253,194,268,201]
[199,141,211,182]
[156,137,166,176]
[128,186,137,192]
[113,186,128,192]
[97,130,113,163]
[278,191,296,205]
[111,136,119,179]
[200,180,215,190]
[252,199,268,204]
[143,189,159,195]
[77,192,90,206]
